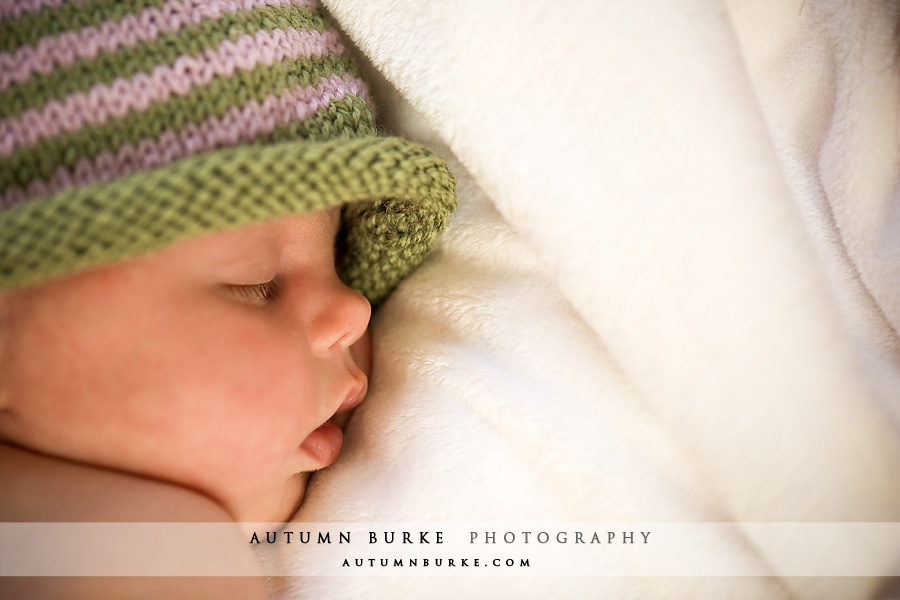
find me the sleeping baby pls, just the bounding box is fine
[0,0,454,596]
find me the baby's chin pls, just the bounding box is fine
[232,471,311,531]
[228,401,362,528]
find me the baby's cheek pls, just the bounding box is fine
[247,355,319,440]
[193,330,316,457]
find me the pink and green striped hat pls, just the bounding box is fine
[0,0,456,305]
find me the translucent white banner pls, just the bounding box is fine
[1,522,898,577]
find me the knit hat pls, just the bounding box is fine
[0,0,456,305]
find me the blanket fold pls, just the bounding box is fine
[277,1,900,597]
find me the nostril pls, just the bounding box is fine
[350,330,371,377]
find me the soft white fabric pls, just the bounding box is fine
[273,1,900,597]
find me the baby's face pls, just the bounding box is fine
[0,208,370,522]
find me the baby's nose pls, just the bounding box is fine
[309,281,371,354]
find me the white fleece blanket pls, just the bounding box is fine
[270,1,900,598]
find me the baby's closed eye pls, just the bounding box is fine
[225,279,281,304]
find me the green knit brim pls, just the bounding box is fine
[0,136,457,305]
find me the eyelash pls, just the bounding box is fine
[227,279,281,303]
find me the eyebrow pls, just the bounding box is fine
[189,225,281,281]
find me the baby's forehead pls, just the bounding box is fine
[157,210,342,270]
[0,210,346,312]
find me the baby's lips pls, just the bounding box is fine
[299,421,343,469]
[340,379,368,412]
[299,378,367,467]
[332,380,367,429]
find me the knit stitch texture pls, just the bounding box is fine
[0,0,456,304]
